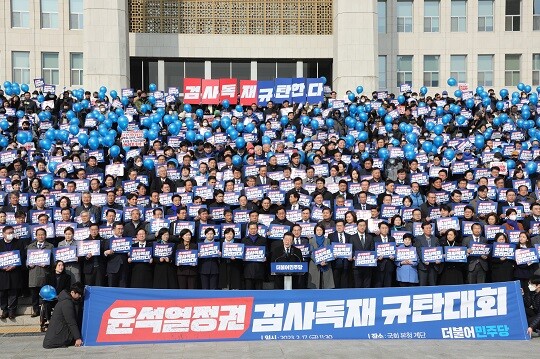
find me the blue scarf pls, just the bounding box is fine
[314,235,325,248]
[506,219,521,230]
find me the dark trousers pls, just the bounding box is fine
[374,265,394,288]
[200,274,219,289]
[84,266,105,287]
[467,265,487,284]
[244,278,263,290]
[178,275,197,289]
[419,267,438,286]
[0,289,19,313]
[333,267,349,288]
[30,287,41,313]
[353,268,372,288]
[108,267,129,288]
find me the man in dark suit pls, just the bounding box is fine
[419,191,439,221]
[0,226,26,319]
[82,224,106,286]
[285,177,309,206]
[373,221,395,288]
[103,222,130,287]
[377,180,397,206]
[332,180,354,201]
[350,219,375,288]
[2,192,28,215]
[241,222,267,290]
[462,222,489,284]
[497,189,518,218]
[254,165,270,186]
[523,203,540,233]
[329,220,352,288]
[285,192,305,212]
[353,191,376,210]
[123,208,147,238]
[150,166,177,194]
[271,232,303,289]
[414,221,441,286]
[290,224,310,288]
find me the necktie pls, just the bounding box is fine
[295,238,299,245]
[362,204,366,210]
[339,233,344,244]
[286,248,290,256]
[333,177,336,183]
[427,237,431,247]
[38,243,42,249]
[293,205,297,211]
[382,237,387,243]
[140,243,143,248]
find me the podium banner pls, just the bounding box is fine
[82,281,528,345]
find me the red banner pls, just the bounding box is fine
[239,80,257,106]
[183,78,201,104]
[219,78,237,102]
[201,79,220,104]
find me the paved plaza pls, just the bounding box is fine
[0,335,538,359]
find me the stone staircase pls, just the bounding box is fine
[0,296,41,334]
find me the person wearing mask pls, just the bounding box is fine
[42,282,84,349]
[41,261,71,331]
[0,226,26,319]
[503,208,524,231]
[524,273,540,338]
[152,228,177,289]
[515,232,539,293]
[27,228,54,317]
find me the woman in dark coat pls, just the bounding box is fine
[129,228,154,288]
[490,233,515,283]
[41,260,71,331]
[514,231,539,292]
[219,228,243,289]
[199,228,220,289]
[153,228,178,289]
[177,229,198,289]
[438,229,465,285]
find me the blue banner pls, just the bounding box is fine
[291,78,307,103]
[257,81,274,107]
[272,78,292,104]
[82,281,528,346]
[306,78,325,103]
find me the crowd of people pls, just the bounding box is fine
[1,78,540,337]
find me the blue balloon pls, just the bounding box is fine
[232,155,242,167]
[496,101,505,111]
[454,90,462,98]
[420,86,428,95]
[345,134,355,147]
[235,105,243,113]
[183,104,192,113]
[433,136,444,148]
[196,108,204,118]
[311,119,319,130]
[525,85,532,94]
[149,83,157,92]
[222,99,230,109]
[235,137,246,149]
[422,141,433,153]
[47,161,58,173]
[16,110,25,119]
[280,116,289,127]
[109,145,120,158]
[39,139,52,151]
[500,89,509,98]
[88,136,100,150]
[16,132,28,144]
[433,124,444,135]
[245,123,255,133]
[465,98,475,109]
[406,133,418,144]
[348,93,356,102]
[425,122,435,132]
[356,86,364,94]
[444,148,455,160]
[526,161,538,175]
[456,116,466,126]
[69,125,79,136]
[377,107,386,117]
[326,118,335,128]
[41,174,54,190]
[144,158,155,170]
[0,136,8,148]
[358,131,368,142]
[518,83,525,91]
[37,94,45,103]
[385,123,392,132]
[262,136,271,145]
[474,135,485,149]
[0,120,9,131]
[506,159,516,170]
[436,106,444,117]
[447,78,457,86]
[377,148,390,161]
[204,131,212,140]
[358,112,368,122]
[78,133,89,147]
[405,150,416,161]
[320,77,327,85]
[397,95,406,104]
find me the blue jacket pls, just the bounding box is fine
[410,192,426,208]
[395,244,419,283]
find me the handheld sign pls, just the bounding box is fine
[0,250,22,268]
[27,249,51,266]
[175,250,198,266]
[53,247,78,263]
[221,242,244,259]
[331,243,353,259]
[515,248,539,265]
[109,238,132,253]
[468,242,491,257]
[153,243,174,258]
[130,247,153,262]
[444,246,468,263]
[198,242,221,258]
[492,243,516,259]
[313,246,334,265]
[375,242,396,258]
[294,244,310,258]
[77,240,101,257]
[354,251,377,267]
[421,247,444,263]
[395,247,417,262]
[243,246,266,262]
[267,224,290,240]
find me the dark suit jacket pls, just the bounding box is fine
[103,236,129,274]
[350,232,375,252]
[150,177,177,194]
[271,245,303,263]
[241,235,267,280]
[81,236,106,274]
[497,201,519,216]
[329,231,352,269]
[462,235,489,271]
[373,235,395,271]
[414,234,442,271]
[255,176,270,186]
[0,239,26,290]
[123,221,147,238]
[2,204,28,214]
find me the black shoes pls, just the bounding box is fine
[0,311,7,319]
[8,311,16,319]
[30,310,40,318]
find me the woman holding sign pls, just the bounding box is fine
[491,233,515,283]
[307,225,334,289]
[152,228,178,289]
[128,229,154,288]
[438,229,465,285]
[176,229,198,289]
[395,234,418,286]
[219,228,243,290]
[515,232,539,292]
[199,228,220,290]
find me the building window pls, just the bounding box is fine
[450,55,467,83]
[378,1,387,33]
[478,0,494,32]
[71,53,83,86]
[42,52,59,85]
[505,0,520,31]
[69,0,84,30]
[451,1,467,32]
[41,0,59,29]
[534,0,540,30]
[505,54,521,86]
[11,0,29,28]
[533,55,540,86]
[477,55,494,87]
[379,56,387,89]
[164,61,184,90]
[231,62,251,80]
[211,62,231,79]
[257,62,276,81]
[397,55,413,88]
[12,52,30,85]
[423,56,439,87]
[397,0,413,33]
[424,1,439,32]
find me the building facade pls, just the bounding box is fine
[1,0,540,96]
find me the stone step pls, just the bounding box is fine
[0,315,41,327]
